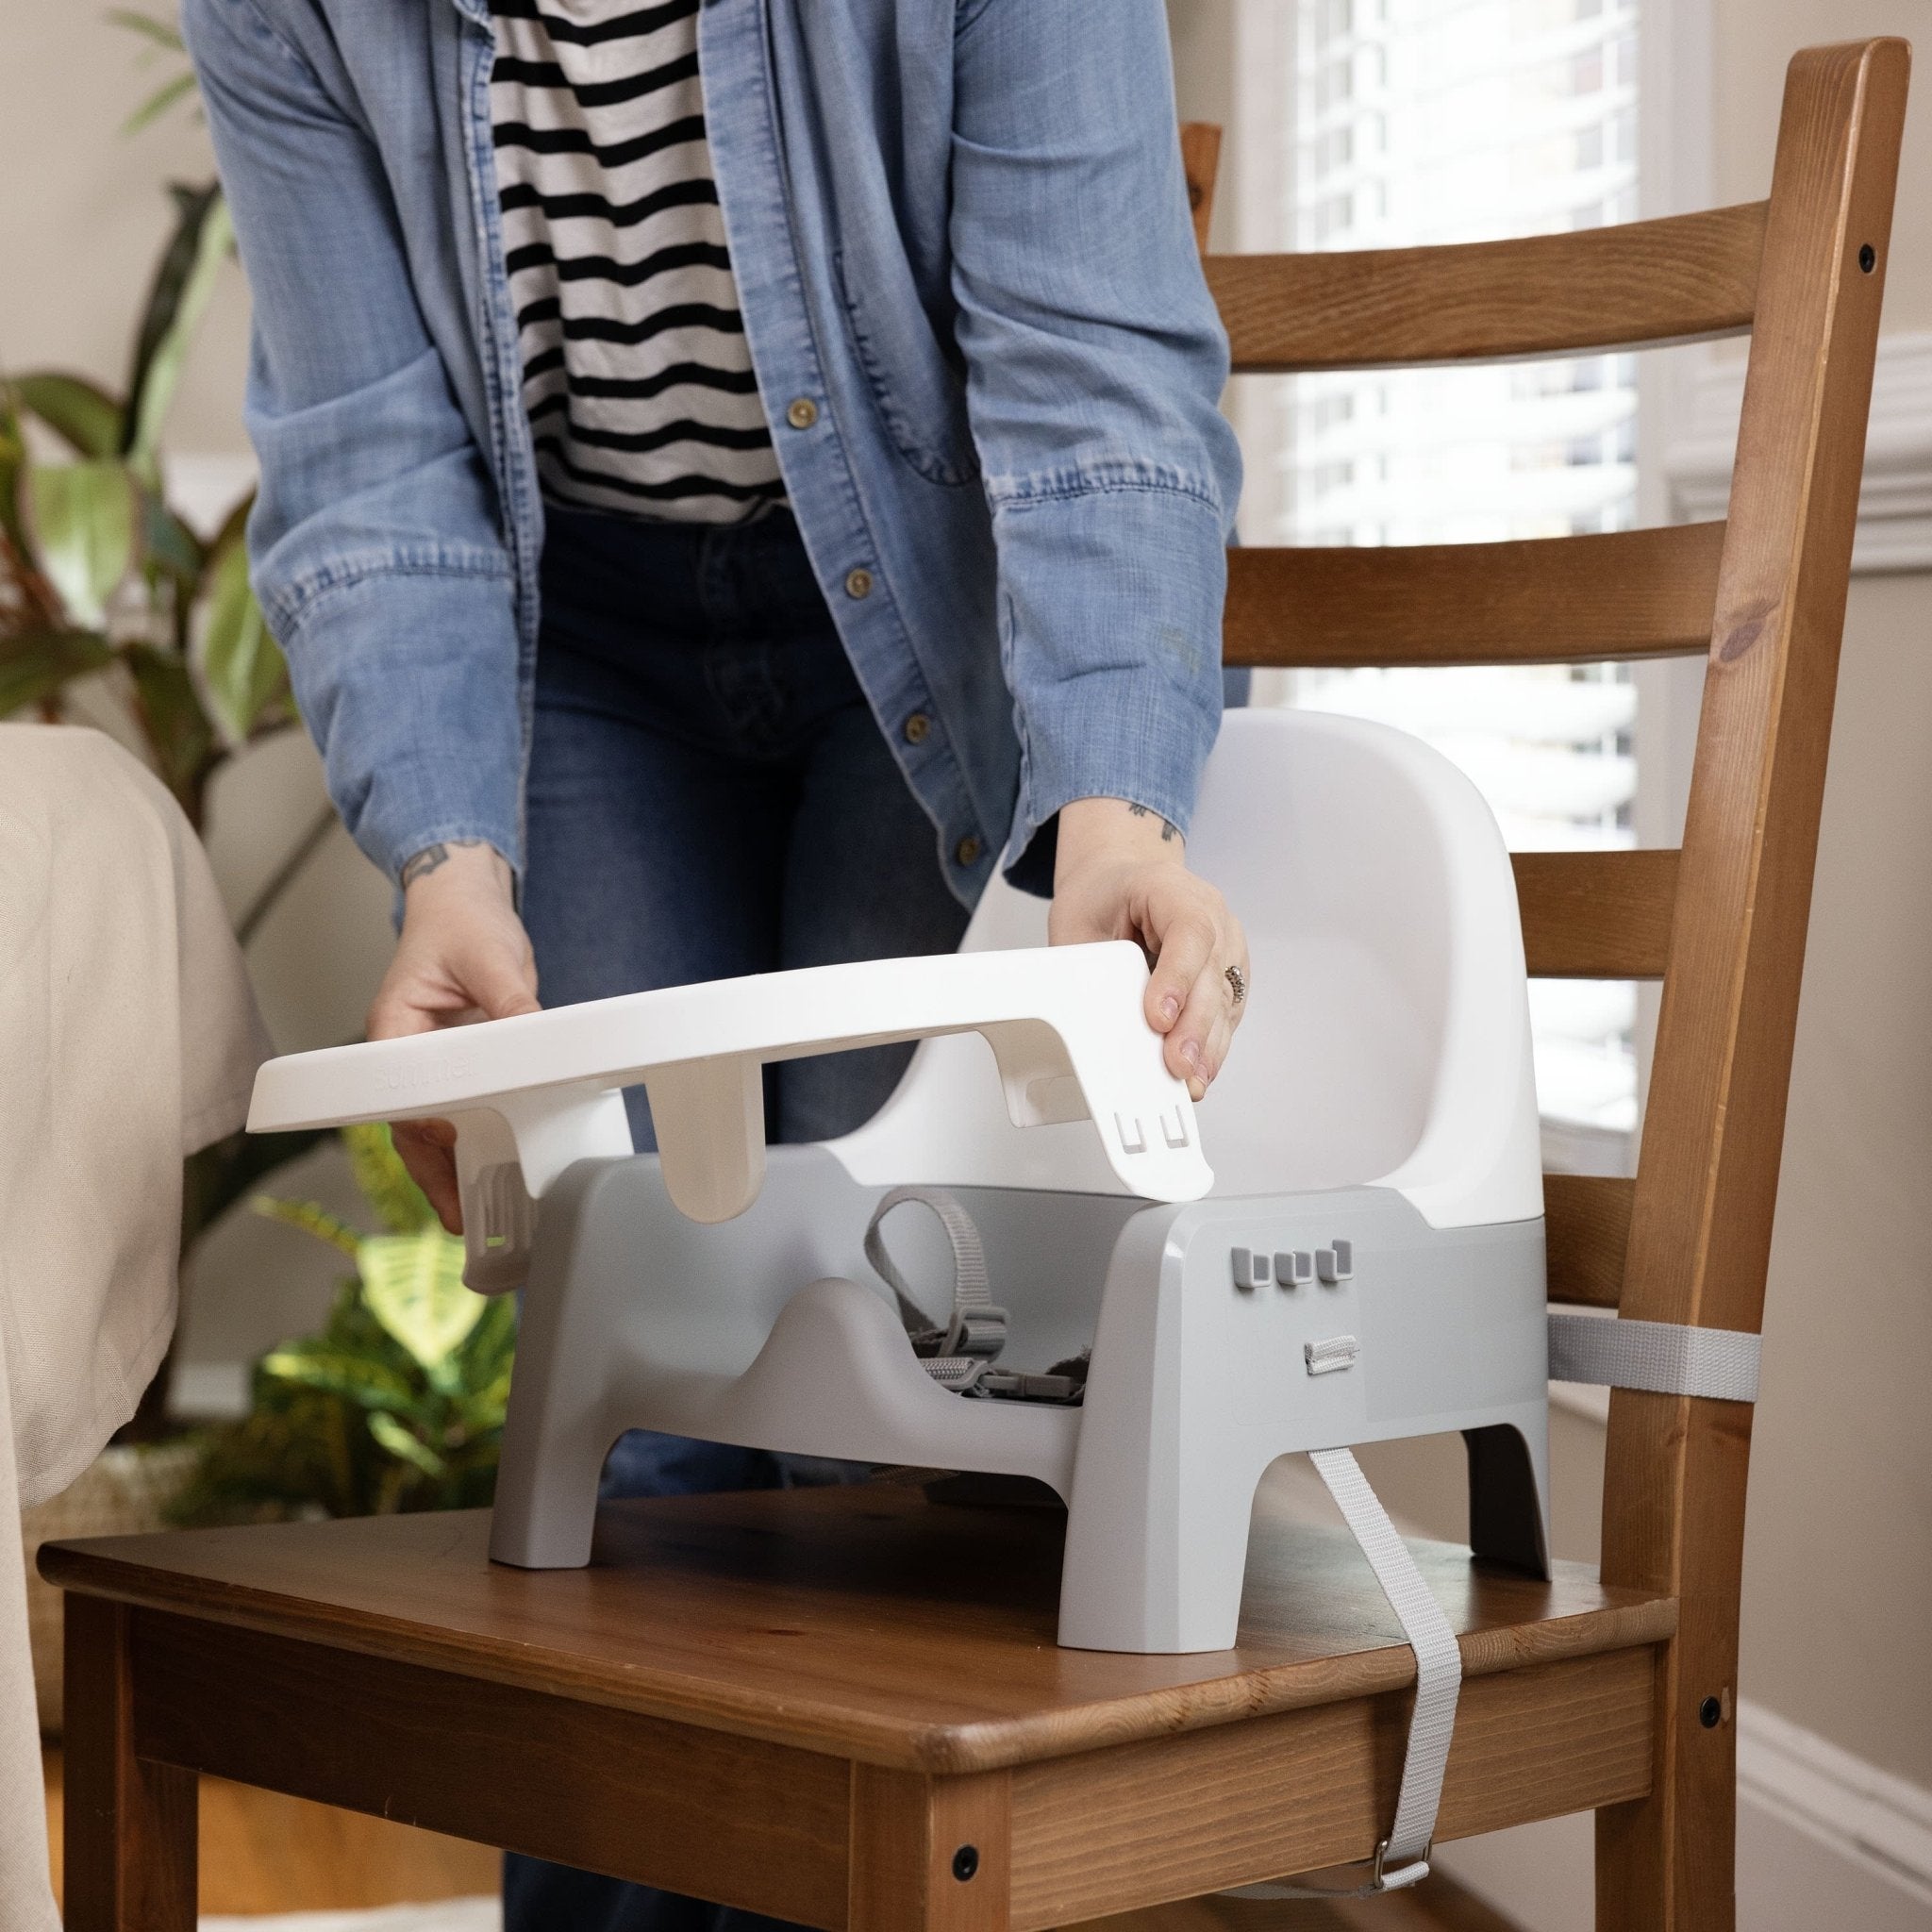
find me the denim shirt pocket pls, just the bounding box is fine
[833,247,978,489]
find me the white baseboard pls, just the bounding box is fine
[1663,332,1932,573]
[1738,1702,1932,1913]
[1436,1699,1932,1931]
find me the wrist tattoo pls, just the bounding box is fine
[1127,803,1180,843]
[400,839,487,889]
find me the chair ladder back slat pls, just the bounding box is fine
[1515,850,1678,981]
[1208,203,1768,373]
[1594,40,1911,1928]
[1545,1174,1633,1310]
[1225,525,1725,670]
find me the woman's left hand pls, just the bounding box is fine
[1048,797,1249,1101]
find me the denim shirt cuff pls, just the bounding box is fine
[990,482,1227,896]
[1000,674,1221,895]
[273,562,525,886]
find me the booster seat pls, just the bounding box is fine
[249,707,1550,1658]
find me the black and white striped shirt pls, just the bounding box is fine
[490,0,786,523]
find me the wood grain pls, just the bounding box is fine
[41,1491,1672,1777]
[1058,1874,1527,1932]
[1514,850,1678,981]
[1008,1648,1654,1928]
[125,1606,851,1928]
[1181,123,1224,256]
[62,1595,196,1932]
[1209,203,1766,371]
[43,1748,496,1914]
[1544,1175,1634,1310]
[850,1766,1012,1932]
[1224,526,1724,670]
[1594,39,1912,1931]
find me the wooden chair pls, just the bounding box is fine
[43,38,1907,1932]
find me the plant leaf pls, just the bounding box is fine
[180,1124,328,1255]
[125,641,215,817]
[259,1344,421,1412]
[124,68,198,137]
[0,392,25,556]
[0,628,114,718]
[357,1231,484,1374]
[23,460,138,625]
[342,1122,438,1236]
[107,8,186,52]
[196,521,286,742]
[250,1193,361,1258]
[13,374,124,459]
[124,184,232,463]
[367,1409,447,1479]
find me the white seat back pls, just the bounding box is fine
[830,709,1541,1229]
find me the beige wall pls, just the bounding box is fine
[1716,0,1931,331]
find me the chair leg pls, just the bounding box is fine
[1592,1632,1737,1932]
[62,1594,196,1932]
[849,1765,1011,1932]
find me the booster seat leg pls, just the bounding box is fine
[490,1400,609,1569]
[1463,1420,1552,1577]
[487,1160,628,1570]
[1058,1448,1259,1654]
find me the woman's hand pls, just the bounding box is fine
[366,841,541,1232]
[1049,798,1249,1101]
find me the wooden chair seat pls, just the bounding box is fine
[43,1486,1674,1927]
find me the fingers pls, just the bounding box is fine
[366,844,537,1237]
[1135,878,1249,1096]
[1194,936,1250,1097]
[1144,906,1217,1040]
[1172,946,1229,1099]
[392,1118,463,1234]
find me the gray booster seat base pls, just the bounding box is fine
[491,1147,1548,1655]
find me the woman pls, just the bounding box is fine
[186,0,1247,1924]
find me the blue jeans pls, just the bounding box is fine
[504,503,970,1932]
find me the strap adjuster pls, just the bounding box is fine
[1371,1836,1434,1892]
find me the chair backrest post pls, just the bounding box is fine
[1595,39,1910,1927]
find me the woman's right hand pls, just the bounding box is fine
[366,840,541,1233]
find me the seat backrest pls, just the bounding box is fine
[861,708,1540,1224]
[1182,43,1909,1927]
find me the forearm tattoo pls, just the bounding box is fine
[1127,802,1180,843]
[400,838,489,889]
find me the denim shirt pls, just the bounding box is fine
[182,0,1242,901]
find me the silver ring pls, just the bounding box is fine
[1225,963,1247,1005]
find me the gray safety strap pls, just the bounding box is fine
[864,1187,1008,1388]
[1225,1447,1461,1900]
[1548,1312,1761,1403]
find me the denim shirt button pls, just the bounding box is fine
[903,710,931,745]
[843,567,874,600]
[785,396,819,430]
[955,835,982,867]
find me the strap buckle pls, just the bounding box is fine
[1222,1838,1434,1903]
[1371,1836,1434,1892]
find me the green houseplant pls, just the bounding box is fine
[171,1124,515,1524]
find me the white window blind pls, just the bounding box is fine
[1255,0,1643,1172]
